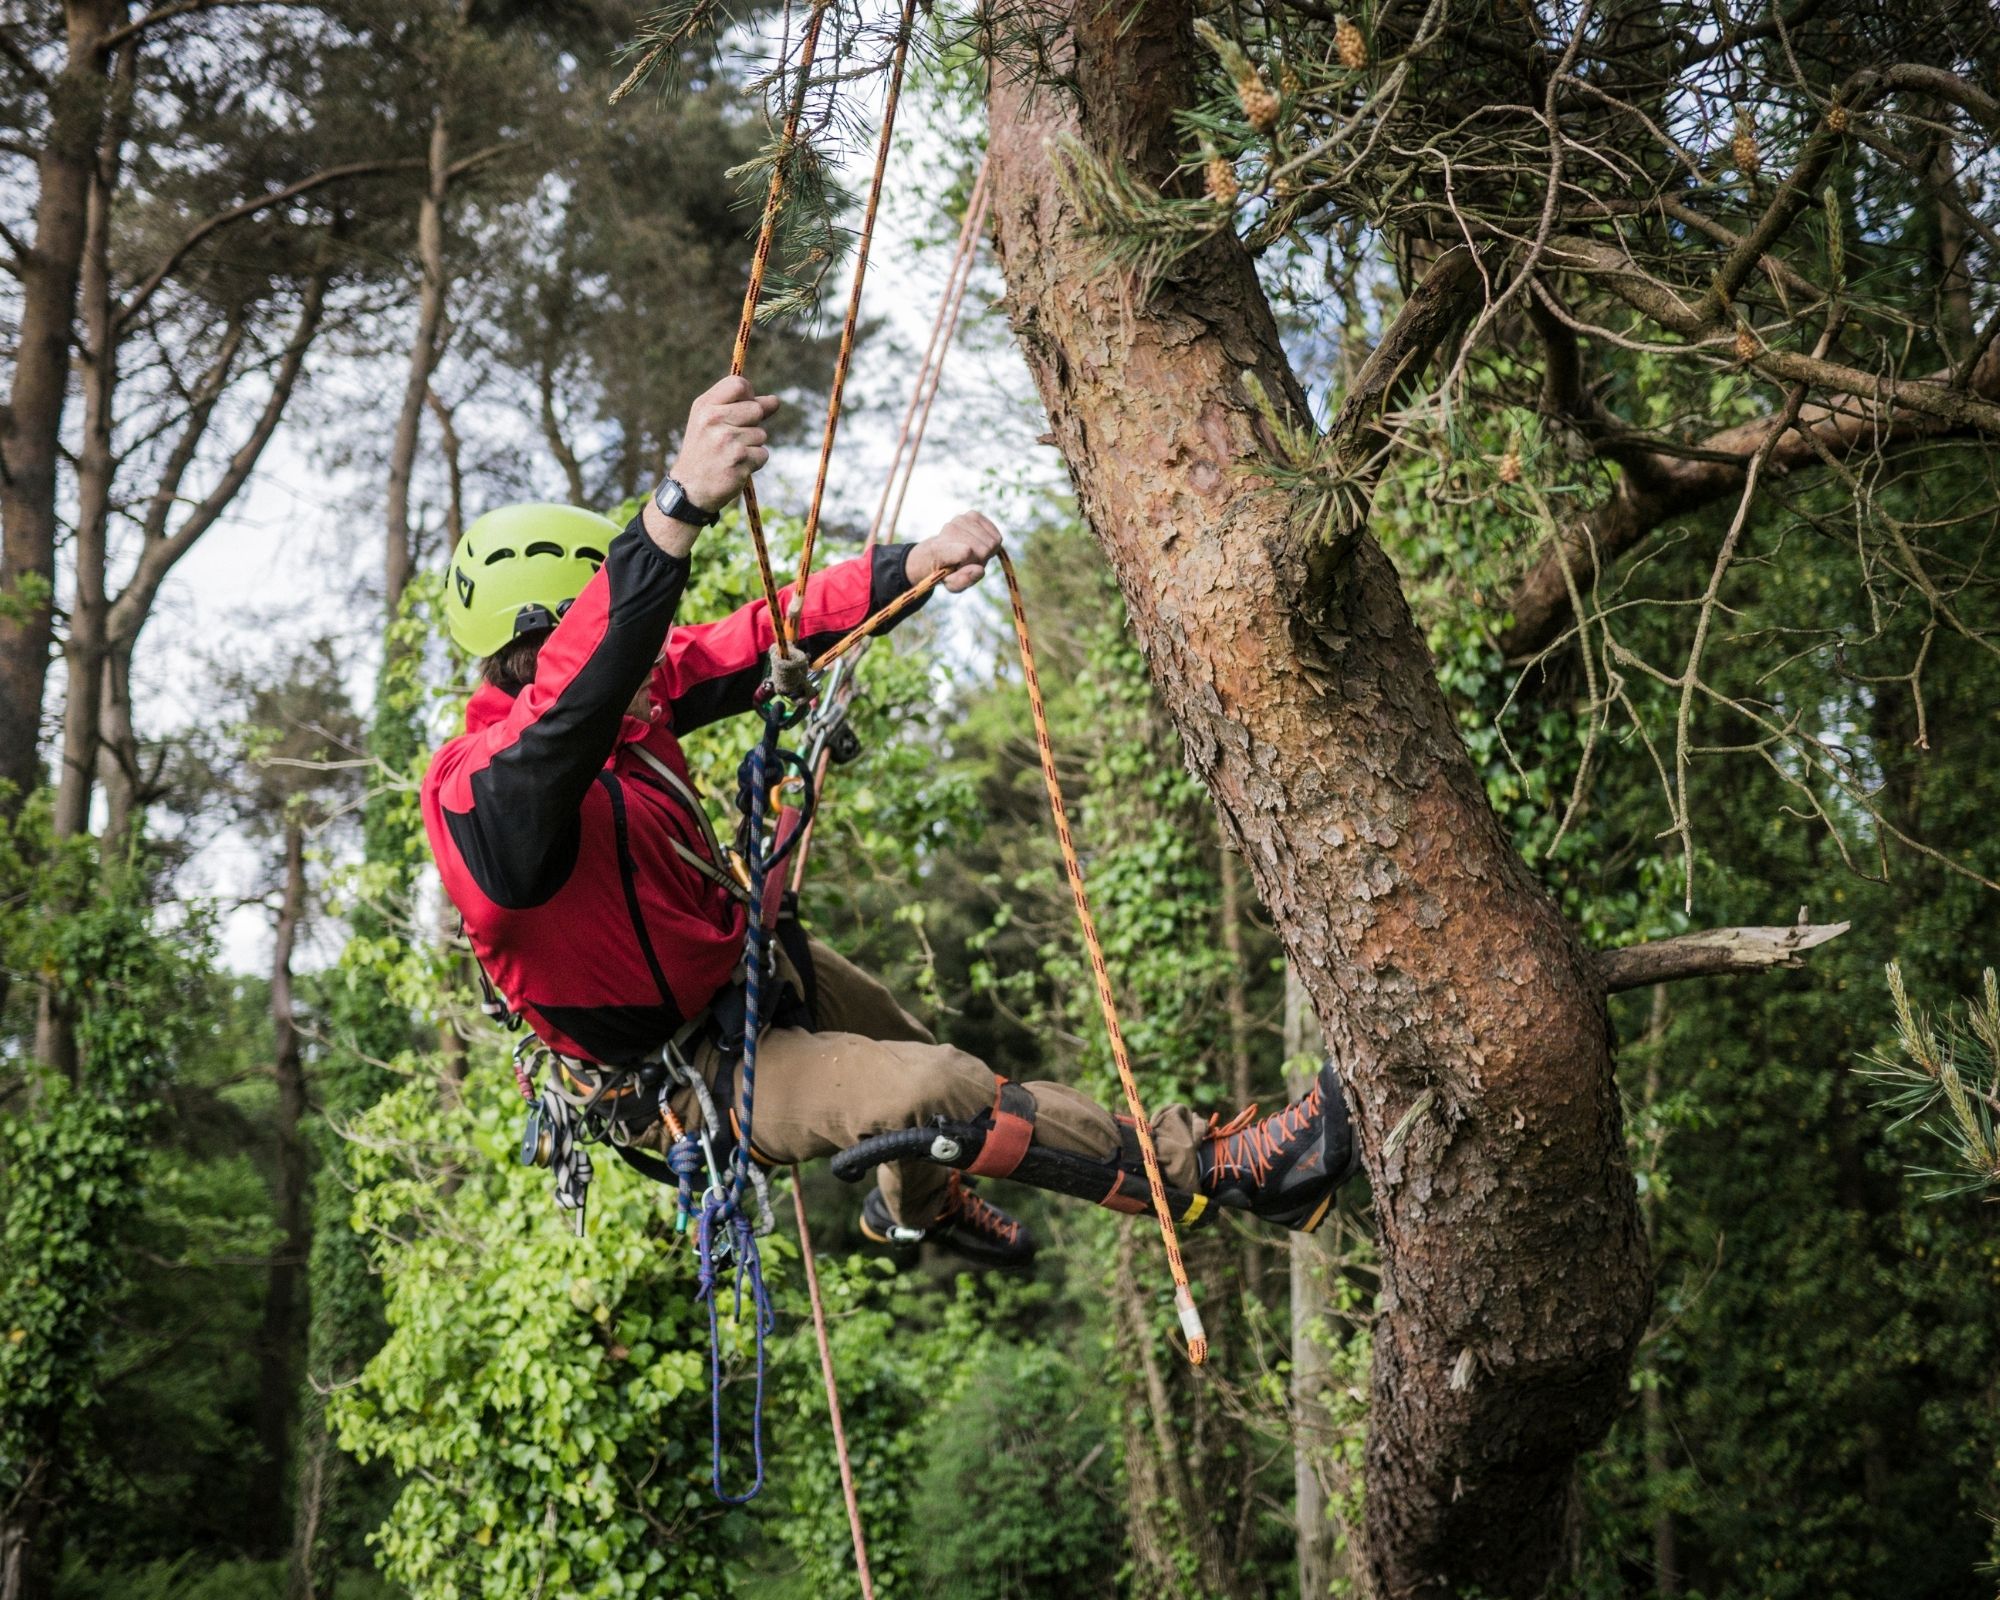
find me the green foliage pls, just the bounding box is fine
[0,836,217,1536]
[334,1061,747,1598]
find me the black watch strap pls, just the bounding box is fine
[652,476,723,529]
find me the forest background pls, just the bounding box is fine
[1,2,1997,1599]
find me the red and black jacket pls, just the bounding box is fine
[422,511,928,1067]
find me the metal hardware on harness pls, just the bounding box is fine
[518,1084,593,1237]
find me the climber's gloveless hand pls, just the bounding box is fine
[908,510,1003,593]
[673,376,779,512]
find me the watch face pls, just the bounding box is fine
[657,480,717,526]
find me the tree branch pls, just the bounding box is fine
[97,0,316,54]
[1598,920,1850,993]
[1547,233,2000,435]
[109,269,329,642]
[1329,246,1482,442]
[117,157,419,331]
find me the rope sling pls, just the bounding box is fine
[597,0,1210,1573]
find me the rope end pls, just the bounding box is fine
[1175,1286,1208,1365]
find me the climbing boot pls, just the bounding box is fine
[1196,1058,1356,1233]
[859,1173,1037,1268]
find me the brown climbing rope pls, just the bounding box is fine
[787,0,921,639]
[863,158,992,555]
[726,0,831,628]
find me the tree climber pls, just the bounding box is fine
[423,375,1357,1265]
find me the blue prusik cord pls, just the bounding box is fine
[697,1193,775,1503]
[697,714,784,1504]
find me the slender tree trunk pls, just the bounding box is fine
[538,348,587,504]
[1931,133,1973,356]
[988,13,1651,1595]
[251,821,313,1551]
[97,641,141,850]
[1113,1221,1238,1600]
[1285,965,1356,1599]
[1218,840,1265,1300]
[51,86,123,847]
[37,32,133,1077]
[384,110,451,613]
[1637,985,1678,1598]
[0,1442,58,1600]
[0,0,127,811]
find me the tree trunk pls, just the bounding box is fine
[0,0,127,811]
[251,821,313,1551]
[37,32,133,1074]
[97,640,140,850]
[384,109,451,613]
[0,1437,59,1600]
[987,12,1651,1596]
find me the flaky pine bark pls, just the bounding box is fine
[987,9,1650,1595]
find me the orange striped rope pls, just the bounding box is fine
[728,0,831,625]
[785,0,920,643]
[810,564,948,671]
[804,547,1210,1365]
[995,549,1207,1365]
[791,1171,876,1599]
[863,158,991,556]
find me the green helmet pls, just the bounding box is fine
[444,503,618,657]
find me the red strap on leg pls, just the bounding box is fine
[966,1080,1036,1178]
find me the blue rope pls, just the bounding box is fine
[696,712,788,1504]
[697,1192,775,1503]
[733,728,778,1214]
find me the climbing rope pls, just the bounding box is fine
[998,551,1208,1365]
[721,0,918,649]
[788,0,920,637]
[726,0,832,628]
[862,157,992,556]
[771,167,994,1594]
[806,551,1211,1366]
[869,165,993,554]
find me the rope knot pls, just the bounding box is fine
[765,640,815,705]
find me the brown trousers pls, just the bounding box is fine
[663,936,1208,1226]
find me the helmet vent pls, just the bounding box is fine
[524,540,565,559]
[577,546,605,564]
[482,547,516,565]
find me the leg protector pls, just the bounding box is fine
[829,1080,1211,1228]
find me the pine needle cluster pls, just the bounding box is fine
[1861,964,2000,1198]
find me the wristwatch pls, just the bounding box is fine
[651,476,723,528]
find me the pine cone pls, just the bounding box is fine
[1240,78,1281,135]
[1497,447,1523,485]
[1826,104,1850,134]
[1280,63,1303,99]
[1731,108,1760,176]
[1335,15,1368,69]
[1205,155,1241,205]
[1733,322,1759,363]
